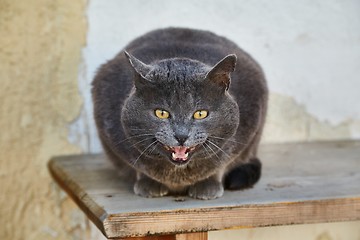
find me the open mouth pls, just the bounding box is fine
[164,145,197,164]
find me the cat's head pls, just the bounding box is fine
[121,51,239,166]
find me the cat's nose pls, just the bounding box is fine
[174,134,188,146]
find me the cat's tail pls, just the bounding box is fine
[224,158,262,190]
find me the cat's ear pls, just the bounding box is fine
[124,51,153,88]
[206,54,237,91]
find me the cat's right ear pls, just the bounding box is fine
[124,51,153,88]
[206,54,237,91]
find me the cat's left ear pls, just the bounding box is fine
[124,51,152,81]
[206,54,237,91]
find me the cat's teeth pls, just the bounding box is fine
[171,152,189,161]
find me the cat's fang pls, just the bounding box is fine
[171,146,190,160]
[168,145,198,161]
[171,152,189,161]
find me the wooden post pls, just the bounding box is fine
[175,232,208,240]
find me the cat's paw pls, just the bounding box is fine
[134,178,169,198]
[188,178,224,200]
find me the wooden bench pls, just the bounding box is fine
[48,141,360,239]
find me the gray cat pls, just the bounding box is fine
[92,28,268,200]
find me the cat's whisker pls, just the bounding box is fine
[132,140,158,166]
[128,136,155,149]
[148,142,159,155]
[201,143,212,159]
[130,128,154,131]
[203,141,222,166]
[206,139,232,161]
[208,135,247,146]
[116,133,154,145]
[201,143,222,167]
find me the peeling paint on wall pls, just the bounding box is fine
[0,0,89,239]
[262,93,360,143]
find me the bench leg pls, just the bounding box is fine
[119,232,208,240]
[175,232,208,240]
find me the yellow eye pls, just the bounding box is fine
[193,110,208,120]
[155,109,170,119]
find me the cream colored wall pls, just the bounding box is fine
[210,221,360,240]
[1,1,359,240]
[0,0,90,239]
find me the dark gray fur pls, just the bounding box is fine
[92,28,268,199]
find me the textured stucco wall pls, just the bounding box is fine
[0,1,90,239]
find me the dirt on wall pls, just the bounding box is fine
[0,1,89,239]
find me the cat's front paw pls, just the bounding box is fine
[188,178,224,200]
[134,177,169,198]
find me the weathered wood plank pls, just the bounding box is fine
[118,232,207,240]
[48,141,360,238]
[118,235,175,240]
